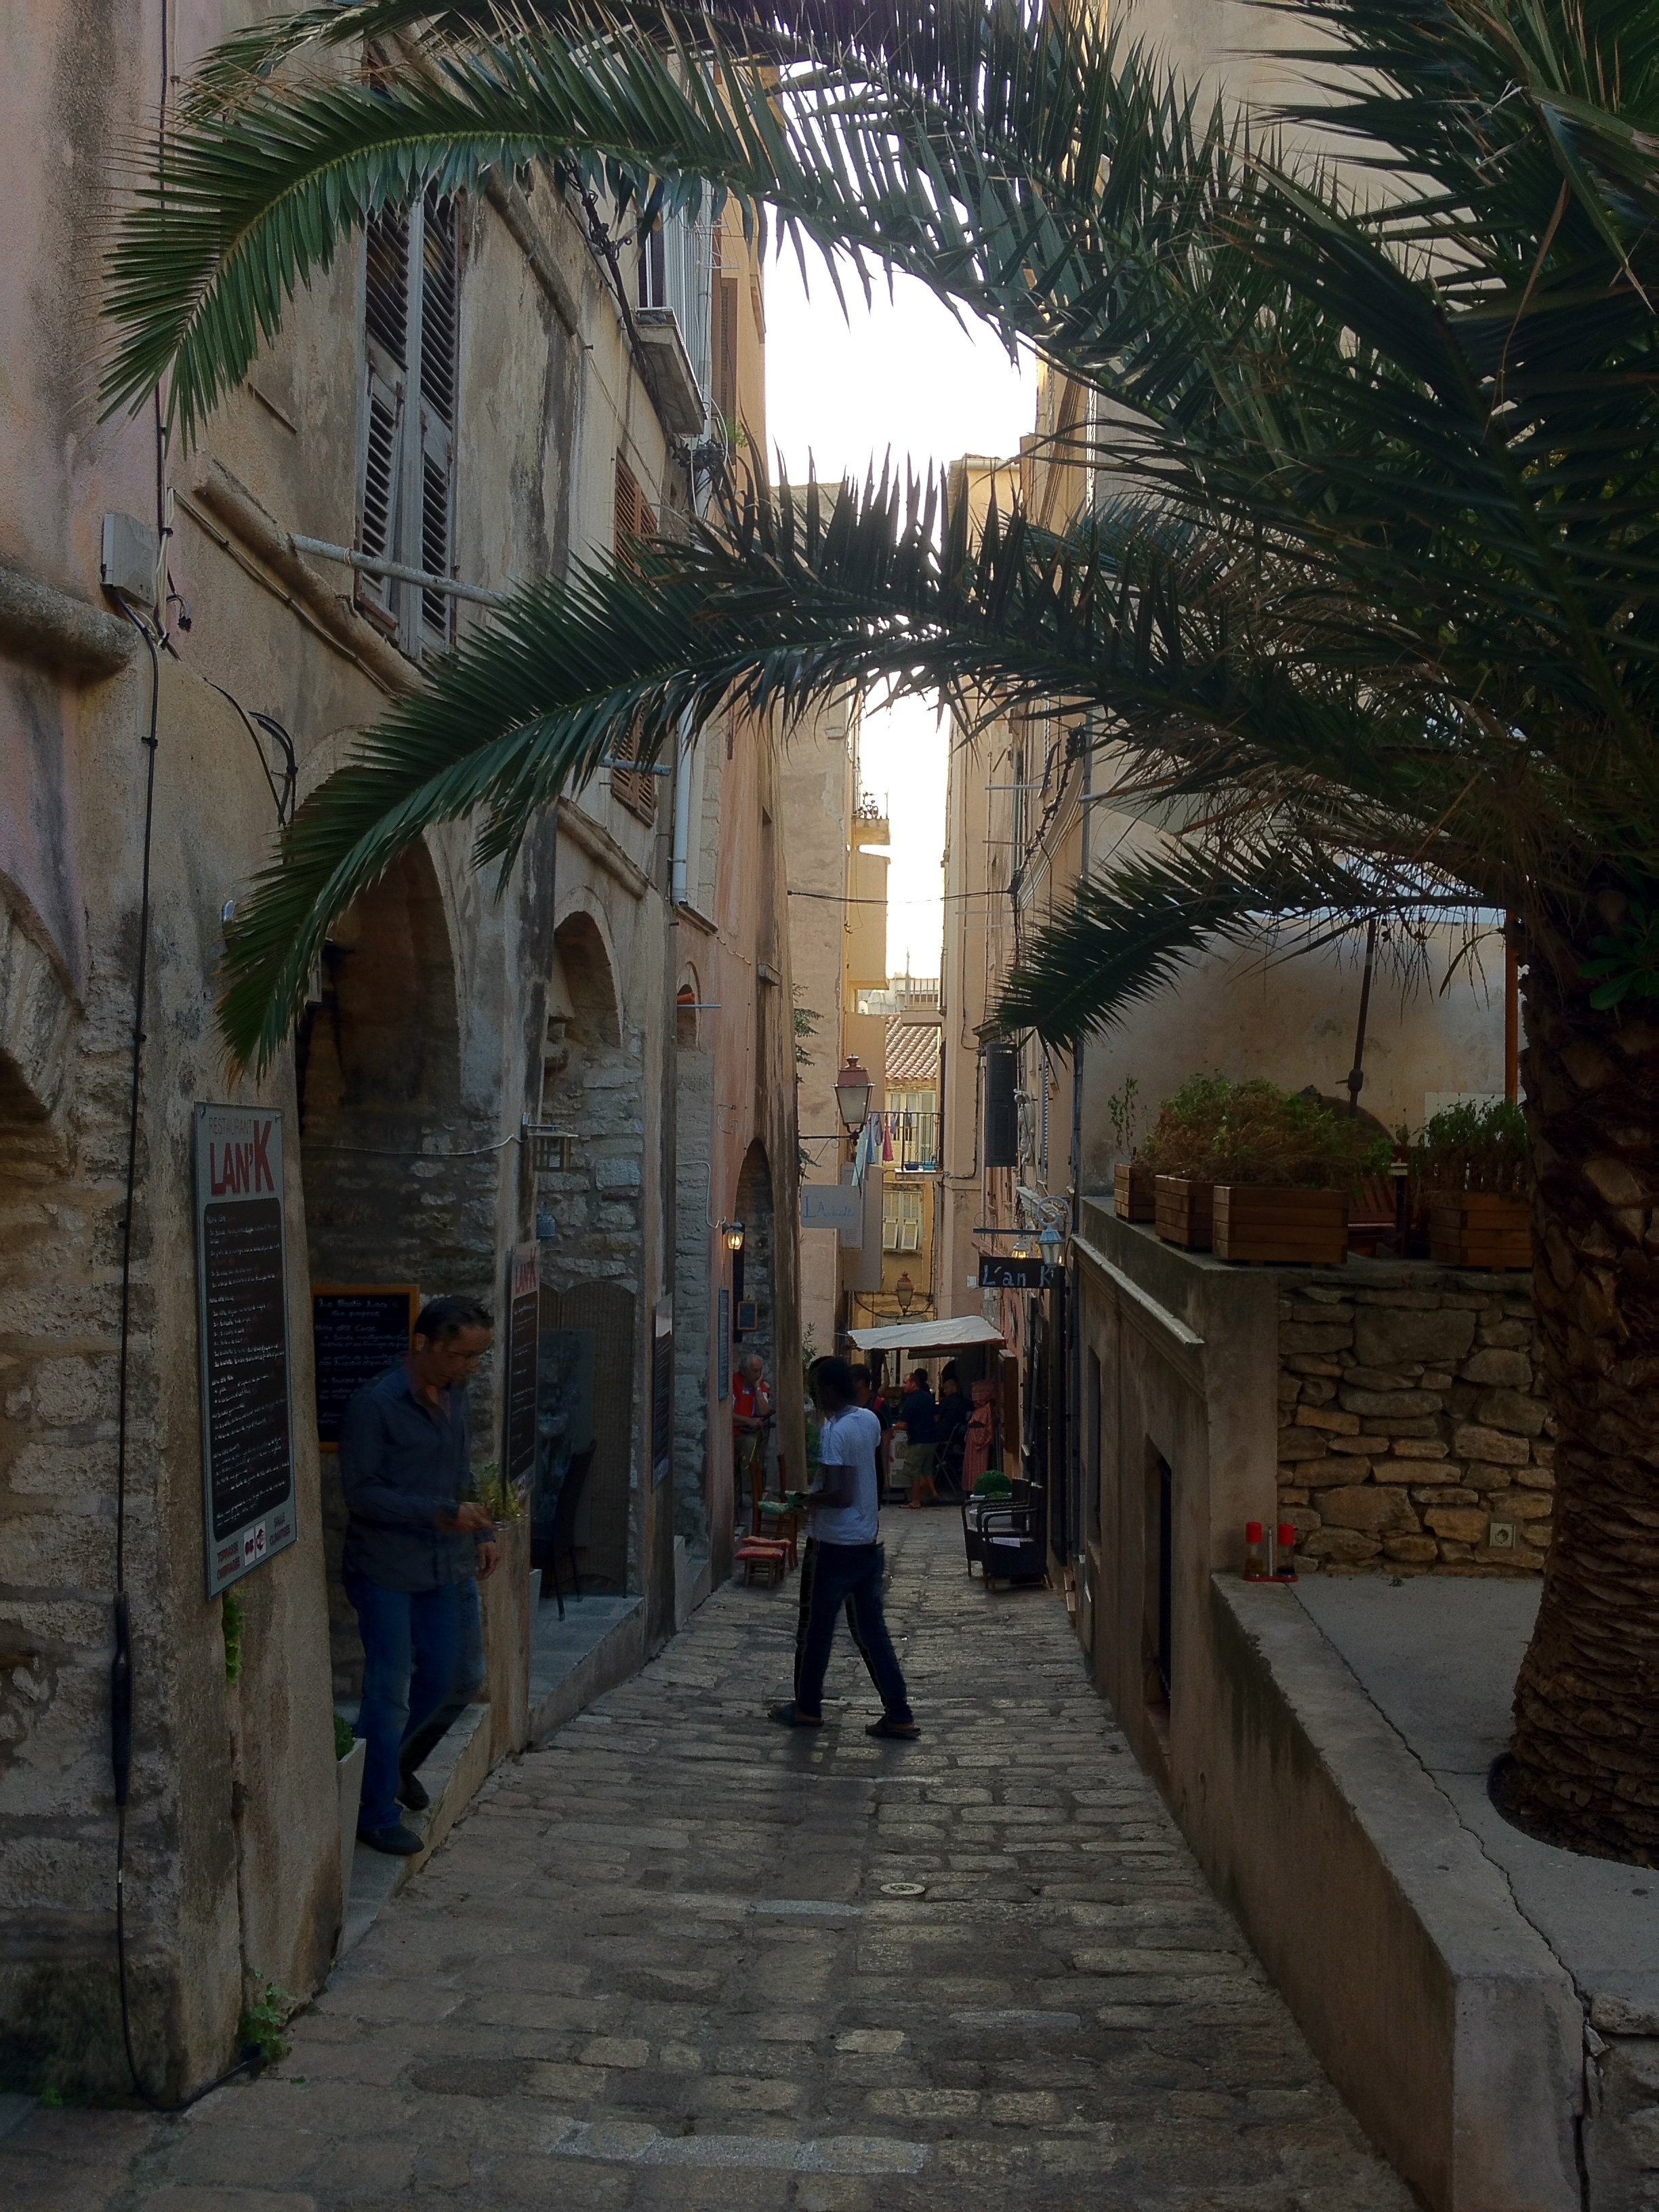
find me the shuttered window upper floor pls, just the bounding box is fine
[356,185,459,659]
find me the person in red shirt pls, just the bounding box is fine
[733,1353,771,1492]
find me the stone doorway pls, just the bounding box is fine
[293,842,496,1696]
[531,910,644,1597]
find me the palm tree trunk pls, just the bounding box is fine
[1503,903,1659,1864]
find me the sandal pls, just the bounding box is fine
[767,1702,825,1729]
[865,1715,920,1740]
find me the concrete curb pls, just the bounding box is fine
[529,1598,646,1744]
[1203,1576,1583,2212]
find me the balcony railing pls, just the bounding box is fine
[876,1110,938,1172]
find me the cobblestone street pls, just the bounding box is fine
[105,1513,1410,2211]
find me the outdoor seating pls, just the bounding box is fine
[961,1469,1014,1576]
[976,1500,1048,1589]
[751,1449,800,1568]
[544,1442,596,1620]
[735,1537,790,1586]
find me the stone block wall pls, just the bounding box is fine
[1277,1266,1553,1575]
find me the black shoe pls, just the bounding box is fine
[396,1769,430,1811]
[357,1822,423,1856]
[865,1715,920,1740]
[767,1701,825,1729]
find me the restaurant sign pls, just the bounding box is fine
[978,1254,1063,1292]
[194,1104,298,1596]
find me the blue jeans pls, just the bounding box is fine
[346,1573,462,1832]
[796,1542,912,1723]
[394,1578,485,1781]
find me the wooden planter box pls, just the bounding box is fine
[1213,1185,1348,1265]
[1155,1176,1214,1250]
[1114,1161,1156,1221]
[1429,1193,1530,1269]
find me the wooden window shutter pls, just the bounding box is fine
[611,457,659,823]
[714,276,739,436]
[415,185,459,647]
[356,205,409,627]
[356,184,461,653]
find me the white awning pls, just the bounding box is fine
[845,1315,1005,1357]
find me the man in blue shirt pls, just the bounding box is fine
[340,1296,497,1854]
[899,1368,941,1508]
[770,1357,917,1739]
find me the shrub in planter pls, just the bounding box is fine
[1107,1076,1157,1218]
[1143,1076,1390,1264]
[1408,1099,1532,1267]
[1154,1175,1214,1250]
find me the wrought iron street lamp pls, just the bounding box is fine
[722,1220,745,1254]
[895,1271,914,1315]
[834,1054,873,1135]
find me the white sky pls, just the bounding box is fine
[764,255,1037,977]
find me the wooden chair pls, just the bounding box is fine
[735,1537,789,1586]
[751,1450,800,1569]
[1349,1172,1404,1253]
[545,1443,596,1620]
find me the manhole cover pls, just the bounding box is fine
[880,1881,926,1897]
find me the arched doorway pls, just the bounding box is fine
[733,1140,777,1483]
[295,844,497,1695]
[531,909,642,1596]
[672,965,714,1565]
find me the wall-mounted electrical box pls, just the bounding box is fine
[100,512,159,607]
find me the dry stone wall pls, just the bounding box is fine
[1277,1265,1553,1574]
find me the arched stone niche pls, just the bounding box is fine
[295,842,500,1694]
[532,908,643,1596]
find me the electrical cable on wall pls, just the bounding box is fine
[203,682,298,825]
[107,600,262,2115]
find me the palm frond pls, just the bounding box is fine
[218,461,1547,1069]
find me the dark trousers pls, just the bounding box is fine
[346,1573,462,1832]
[396,1576,486,1782]
[794,1540,912,1723]
[794,1536,880,1698]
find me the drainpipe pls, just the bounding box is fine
[671,714,693,908]
[1067,727,1090,1599]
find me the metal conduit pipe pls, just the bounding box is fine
[289,535,508,607]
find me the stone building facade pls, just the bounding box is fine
[1277,1270,1552,1574]
[0,0,798,2102]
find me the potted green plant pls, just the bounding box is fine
[1410,1099,1532,1267]
[1141,1078,1389,1263]
[1140,1073,1232,1249]
[1107,1078,1156,1221]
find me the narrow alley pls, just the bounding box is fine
[104,1516,1410,2212]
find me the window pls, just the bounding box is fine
[887,1088,938,1170]
[713,264,739,435]
[356,185,459,656]
[638,218,668,310]
[609,459,659,825]
[882,1184,923,1253]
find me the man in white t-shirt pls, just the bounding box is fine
[769,1357,918,1738]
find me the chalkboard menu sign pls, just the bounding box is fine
[310,1286,418,1450]
[503,1245,538,1494]
[194,1105,298,1598]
